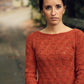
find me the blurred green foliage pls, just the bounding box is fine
[28,0,46,27]
[28,0,39,10]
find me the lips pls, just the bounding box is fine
[50,17,59,20]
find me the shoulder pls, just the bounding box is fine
[75,28,84,43]
[27,30,38,37]
[75,28,84,35]
[73,28,84,39]
[26,31,38,42]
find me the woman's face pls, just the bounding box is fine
[42,0,66,25]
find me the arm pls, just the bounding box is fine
[74,30,84,84]
[25,34,37,84]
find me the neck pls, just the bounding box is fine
[45,20,67,33]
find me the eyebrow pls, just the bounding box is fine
[44,4,61,6]
[56,4,61,5]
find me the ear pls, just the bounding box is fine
[63,9,65,14]
[63,6,66,14]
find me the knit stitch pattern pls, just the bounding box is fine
[25,28,84,84]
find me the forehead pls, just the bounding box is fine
[43,0,63,5]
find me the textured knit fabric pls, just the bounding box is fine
[25,28,84,84]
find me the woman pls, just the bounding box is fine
[25,0,84,84]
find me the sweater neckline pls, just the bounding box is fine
[36,28,76,36]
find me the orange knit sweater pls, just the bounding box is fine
[25,28,84,84]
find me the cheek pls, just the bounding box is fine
[44,11,50,18]
[58,10,64,17]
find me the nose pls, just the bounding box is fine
[51,8,56,16]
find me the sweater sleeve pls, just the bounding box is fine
[25,34,37,84]
[74,30,84,84]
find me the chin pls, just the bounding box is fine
[49,21,59,25]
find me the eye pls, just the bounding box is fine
[56,5,61,8]
[45,6,51,10]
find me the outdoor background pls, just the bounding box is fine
[0,0,84,84]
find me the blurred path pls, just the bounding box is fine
[0,6,41,83]
[0,55,25,84]
[0,7,31,28]
[0,20,40,84]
